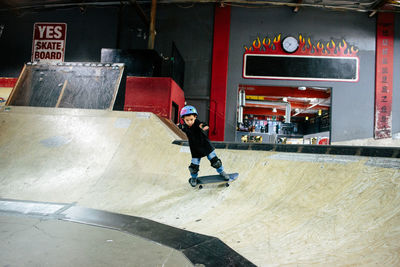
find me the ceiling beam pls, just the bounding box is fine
[369,0,389,17]
[293,0,303,12]
[0,0,21,15]
[239,85,331,99]
[243,107,315,117]
[244,107,286,116]
[1,0,14,8]
[245,96,330,108]
[1,0,398,13]
[129,0,150,27]
[0,1,126,11]
[147,0,157,49]
[246,102,330,110]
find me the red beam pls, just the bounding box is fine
[243,107,315,117]
[245,107,285,116]
[209,5,231,141]
[374,13,394,139]
[240,85,330,99]
[246,102,329,110]
[247,97,330,110]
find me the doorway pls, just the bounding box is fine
[237,84,331,145]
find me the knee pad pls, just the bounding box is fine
[210,157,222,169]
[188,163,199,175]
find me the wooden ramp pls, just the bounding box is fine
[6,62,124,110]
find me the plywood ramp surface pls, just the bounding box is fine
[1,106,400,266]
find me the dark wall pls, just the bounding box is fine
[155,4,214,121]
[226,7,378,142]
[0,4,214,122]
[0,7,119,76]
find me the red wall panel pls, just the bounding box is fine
[374,13,394,139]
[124,77,185,120]
[0,78,18,87]
[209,5,231,141]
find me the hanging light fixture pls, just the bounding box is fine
[273,108,277,113]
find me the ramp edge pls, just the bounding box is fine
[172,140,400,158]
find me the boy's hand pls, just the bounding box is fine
[200,123,209,131]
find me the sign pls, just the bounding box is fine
[243,54,358,82]
[31,23,67,62]
[374,13,394,139]
[243,34,359,82]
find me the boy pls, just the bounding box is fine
[179,105,229,186]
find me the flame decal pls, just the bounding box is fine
[339,40,347,49]
[244,34,358,57]
[274,34,281,44]
[351,46,359,54]
[252,37,262,51]
[307,38,312,49]
[263,37,271,49]
[299,34,304,43]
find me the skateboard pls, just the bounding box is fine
[188,173,239,189]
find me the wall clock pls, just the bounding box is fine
[281,36,299,53]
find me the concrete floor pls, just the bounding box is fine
[0,198,253,266]
[0,214,192,267]
[1,106,400,266]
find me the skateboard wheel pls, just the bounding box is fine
[225,183,229,187]
[189,178,198,187]
[199,185,203,189]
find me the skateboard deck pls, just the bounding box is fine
[189,173,239,189]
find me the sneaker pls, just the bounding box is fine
[219,171,230,181]
[189,178,198,187]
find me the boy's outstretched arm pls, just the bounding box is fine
[199,122,209,131]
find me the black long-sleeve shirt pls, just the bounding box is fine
[180,119,214,158]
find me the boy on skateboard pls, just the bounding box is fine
[179,105,230,186]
